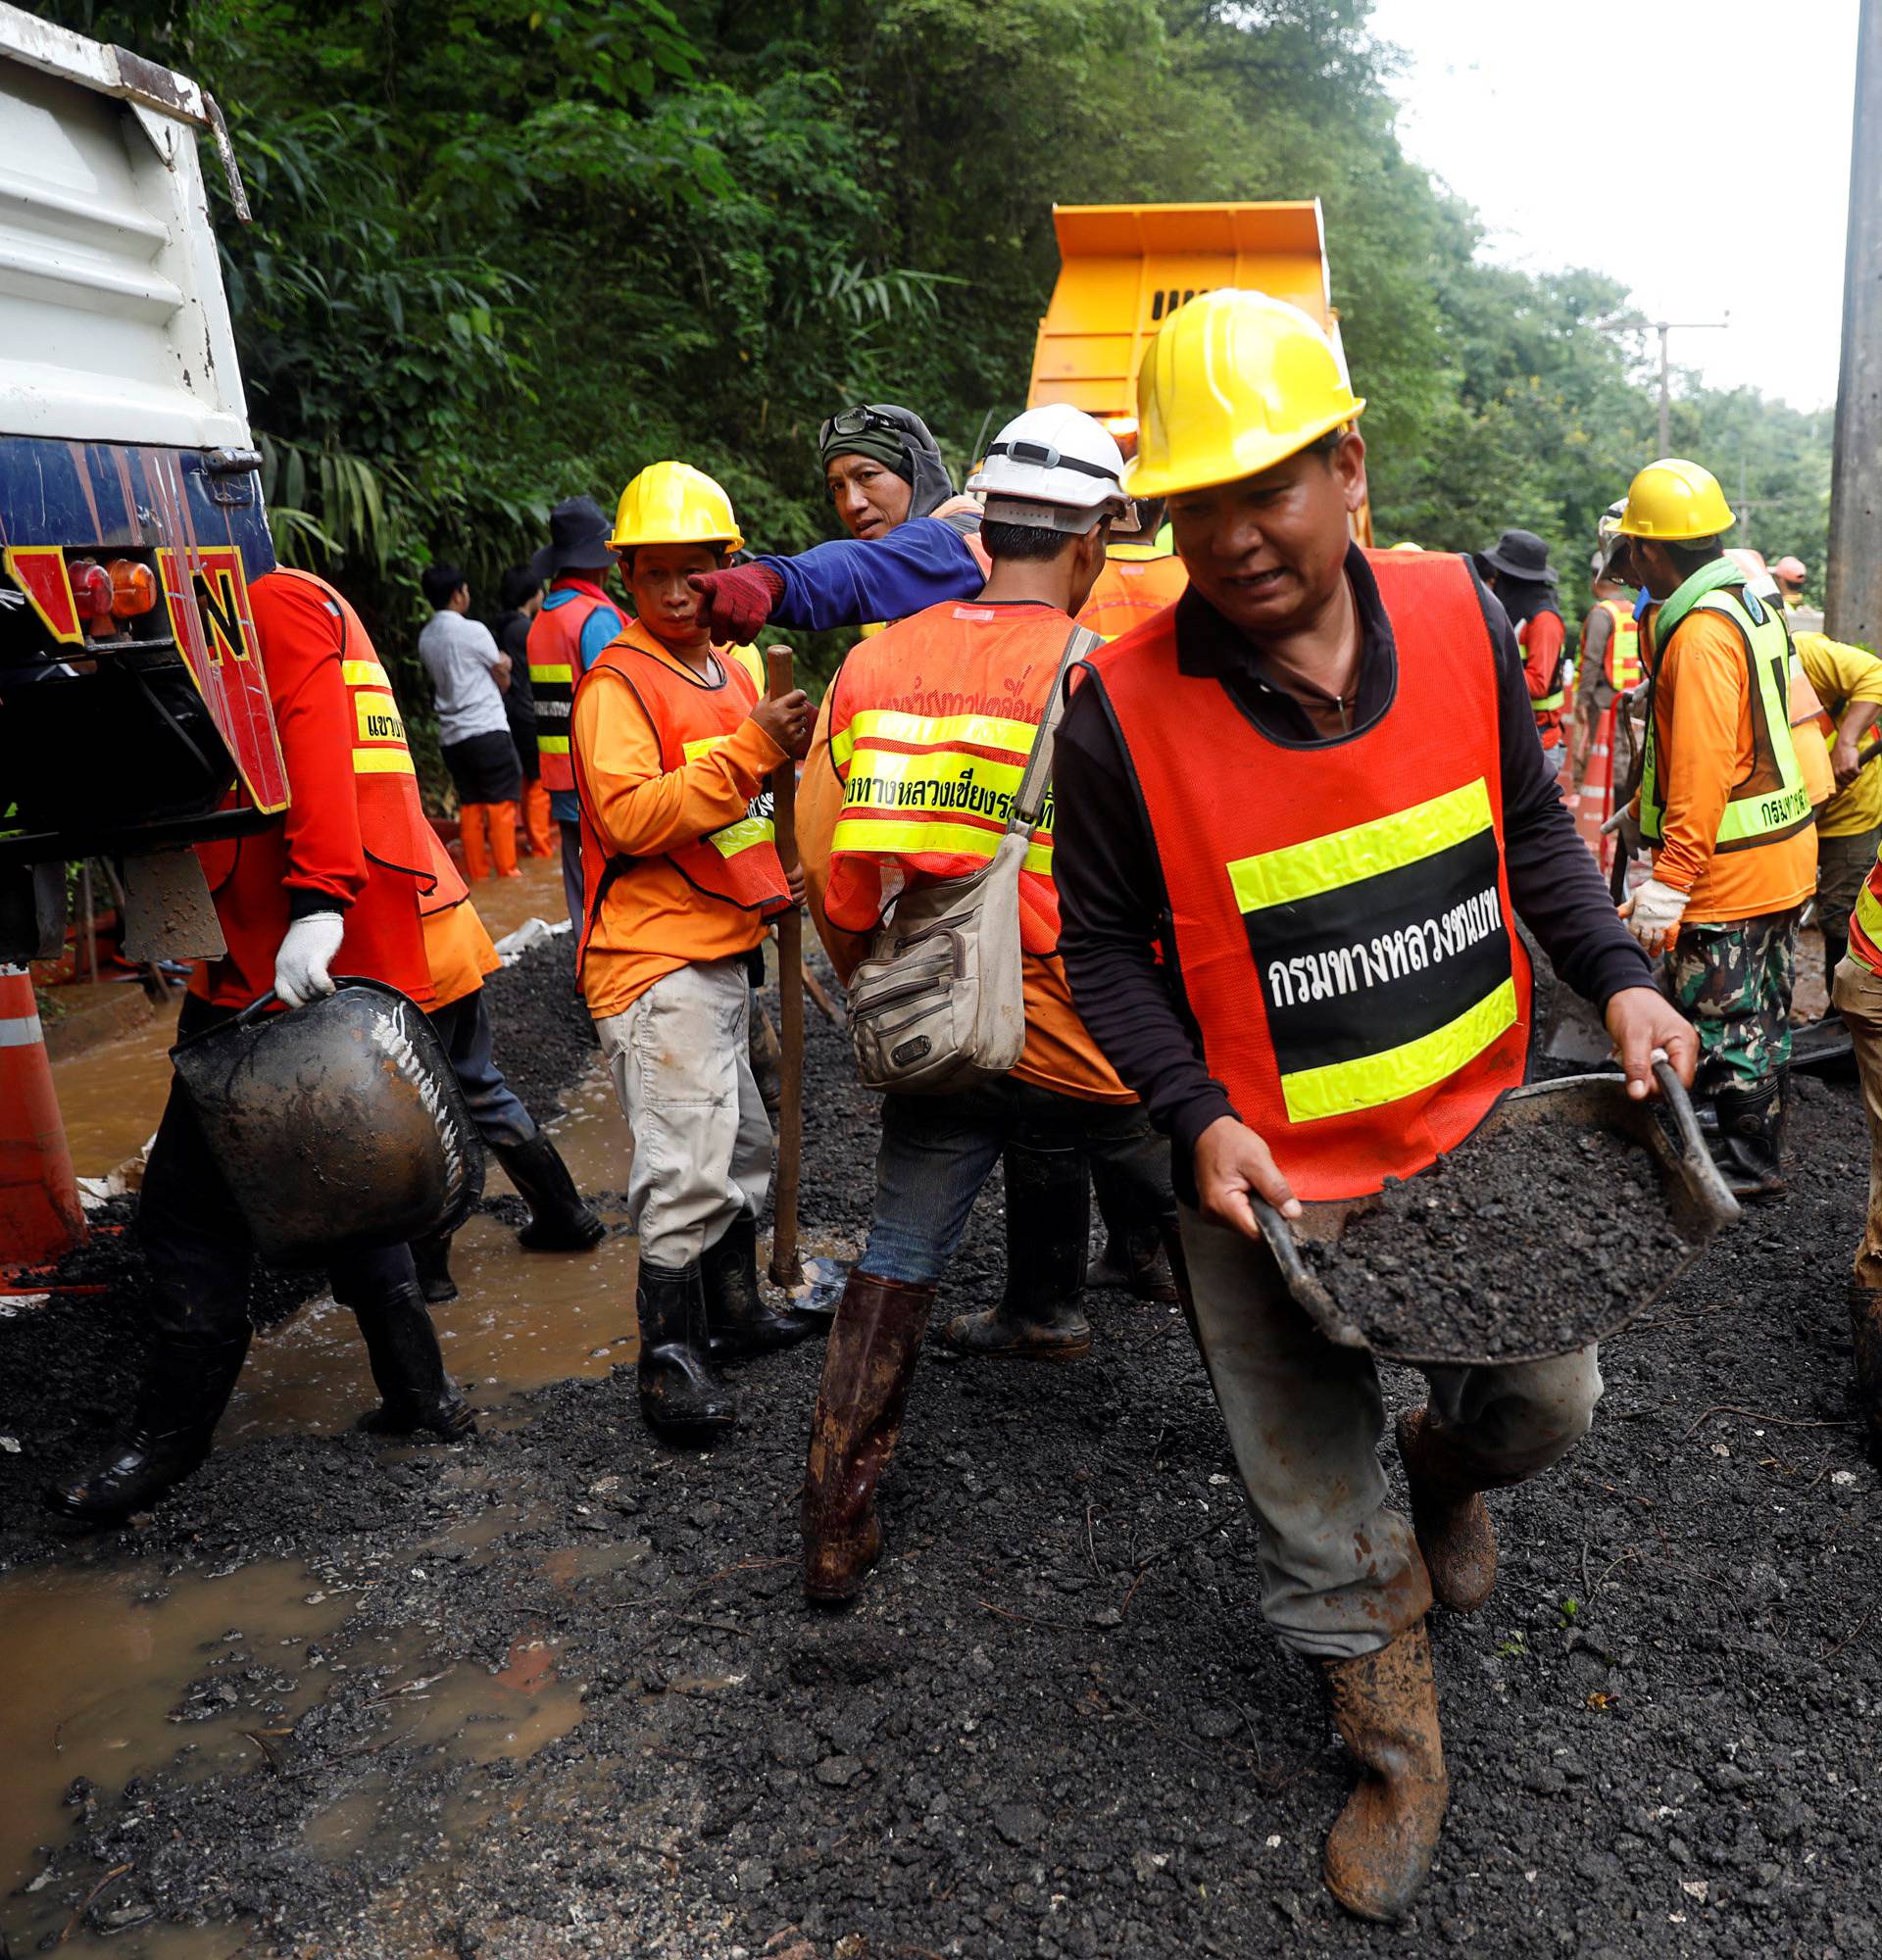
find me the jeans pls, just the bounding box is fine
[862,1078,1175,1287]
[141,996,417,1338]
[429,990,535,1151]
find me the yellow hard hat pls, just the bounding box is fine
[1123,288,1364,501]
[1614,458,1735,541]
[609,461,744,554]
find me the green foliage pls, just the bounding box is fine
[44,0,1831,710]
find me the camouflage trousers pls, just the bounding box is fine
[1666,907,1802,1095]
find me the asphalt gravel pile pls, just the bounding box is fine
[1307,1116,1692,1362]
[3,944,1882,1957]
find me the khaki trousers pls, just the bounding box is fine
[595,957,771,1269]
[1177,1205,1603,1661]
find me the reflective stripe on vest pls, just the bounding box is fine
[1599,599,1643,692]
[1092,550,1529,1201]
[570,632,788,983]
[1640,579,1813,854]
[829,706,1053,882]
[528,585,612,791]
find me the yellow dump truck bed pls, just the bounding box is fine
[1027,199,1368,539]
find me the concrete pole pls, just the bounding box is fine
[1828,0,1882,645]
[1658,324,1671,457]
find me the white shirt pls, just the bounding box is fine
[418,610,510,745]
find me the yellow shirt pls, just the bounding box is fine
[1795,631,1882,838]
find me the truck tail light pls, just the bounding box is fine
[107,560,157,616]
[69,559,113,624]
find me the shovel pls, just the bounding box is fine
[1247,1060,1738,1368]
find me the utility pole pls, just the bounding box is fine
[1596,315,1729,453]
[1828,0,1882,646]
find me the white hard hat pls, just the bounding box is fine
[966,404,1132,534]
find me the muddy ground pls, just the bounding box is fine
[3,938,1881,1958]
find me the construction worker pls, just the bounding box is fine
[1475,529,1568,760]
[1604,460,1816,1198]
[49,568,476,1525]
[1075,427,1189,638]
[1569,561,1644,795]
[1051,290,1694,1923]
[690,403,1179,1303]
[419,564,520,882]
[412,827,606,1302]
[528,497,625,924]
[492,564,554,858]
[1792,629,1882,990]
[570,463,821,1441]
[795,405,1178,1607]
[1773,555,1808,610]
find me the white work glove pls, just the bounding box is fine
[1618,877,1689,958]
[273,911,345,1008]
[1601,803,1643,858]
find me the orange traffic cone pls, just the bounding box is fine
[0,967,85,1271]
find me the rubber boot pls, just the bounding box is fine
[637,1260,735,1440]
[350,1281,476,1439]
[522,777,554,858]
[1850,1286,1882,1467]
[493,1133,607,1251]
[749,1004,783,1119]
[1826,925,1849,1003]
[47,1327,252,1524]
[1395,1407,1498,1615]
[412,1231,459,1304]
[1712,1076,1788,1200]
[802,1271,933,1602]
[1320,1621,1450,1923]
[944,1143,1091,1359]
[460,803,490,881]
[1088,1157,1179,1302]
[488,800,520,878]
[704,1215,821,1360]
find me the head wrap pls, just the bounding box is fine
[818,403,958,520]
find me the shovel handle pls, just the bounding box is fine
[1653,1055,1741,1226]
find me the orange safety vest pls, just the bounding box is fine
[1519,611,1568,746]
[570,632,789,981]
[1076,547,1189,640]
[1597,598,1643,692]
[528,581,613,793]
[1093,550,1530,1200]
[823,601,1082,956]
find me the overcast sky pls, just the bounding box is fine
[1365,0,1859,411]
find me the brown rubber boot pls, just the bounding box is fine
[1320,1621,1450,1923]
[1850,1287,1882,1466]
[1396,1406,1498,1615]
[801,1271,933,1604]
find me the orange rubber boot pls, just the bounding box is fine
[522,778,554,857]
[460,804,490,881]
[488,801,520,878]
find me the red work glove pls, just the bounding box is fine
[688,563,784,643]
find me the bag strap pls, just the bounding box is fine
[1010,623,1102,832]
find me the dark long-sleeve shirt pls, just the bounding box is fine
[1054,545,1653,1188]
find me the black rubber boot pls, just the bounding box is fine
[1088,1158,1179,1302]
[1712,1077,1788,1200]
[350,1281,477,1439]
[46,1327,252,1524]
[412,1231,459,1304]
[493,1132,607,1251]
[704,1215,822,1361]
[944,1143,1091,1359]
[637,1259,735,1439]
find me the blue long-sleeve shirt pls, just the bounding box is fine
[756,515,982,631]
[541,585,625,824]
